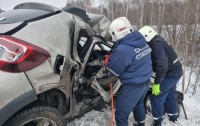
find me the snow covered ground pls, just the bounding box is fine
[68,92,200,126]
[69,69,200,126]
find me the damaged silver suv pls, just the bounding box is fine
[0,3,121,126]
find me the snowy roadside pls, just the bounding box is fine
[69,69,200,126]
[68,92,200,126]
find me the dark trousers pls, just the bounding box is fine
[151,75,182,123]
[115,81,149,126]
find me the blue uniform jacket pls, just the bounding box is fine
[149,35,183,84]
[107,31,153,85]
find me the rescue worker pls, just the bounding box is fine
[106,17,153,126]
[139,26,183,126]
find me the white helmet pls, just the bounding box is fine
[108,17,133,41]
[139,26,158,42]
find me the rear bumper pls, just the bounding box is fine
[0,71,37,125]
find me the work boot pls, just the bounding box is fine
[152,120,161,126]
[169,116,177,123]
[133,122,145,126]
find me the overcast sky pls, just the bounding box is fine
[0,0,67,11]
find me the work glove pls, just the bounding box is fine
[152,84,161,96]
[104,55,110,65]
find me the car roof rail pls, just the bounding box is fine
[63,7,90,21]
[13,2,60,13]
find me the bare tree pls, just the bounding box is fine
[139,0,144,27]
[124,0,129,17]
[67,0,200,94]
[150,0,155,25]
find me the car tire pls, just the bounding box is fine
[4,105,65,126]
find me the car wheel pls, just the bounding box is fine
[4,106,65,126]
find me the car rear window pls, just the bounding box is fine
[0,9,51,24]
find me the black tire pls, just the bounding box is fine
[4,106,65,126]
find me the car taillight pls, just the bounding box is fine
[0,35,50,73]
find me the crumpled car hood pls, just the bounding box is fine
[87,13,111,41]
